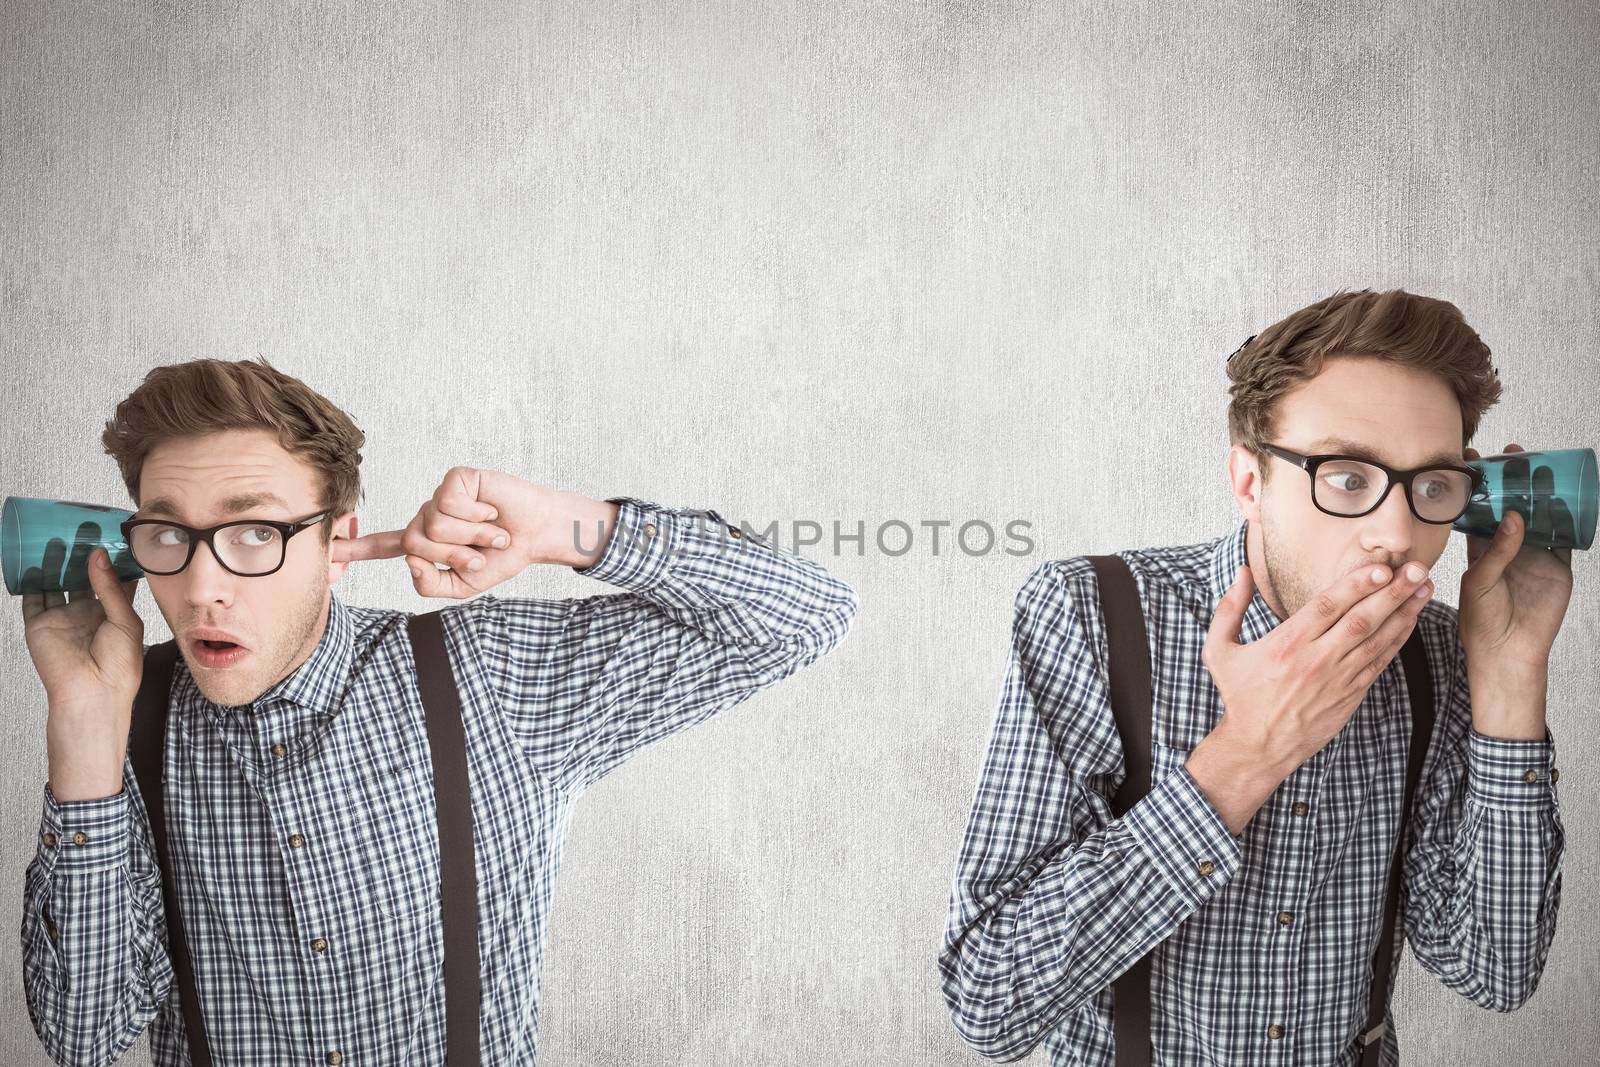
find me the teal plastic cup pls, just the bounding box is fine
[2,496,145,595]
[1452,448,1597,550]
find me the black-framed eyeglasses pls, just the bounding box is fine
[1261,443,1488,524]
[118,511,331,577]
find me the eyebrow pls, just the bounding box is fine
[1305,436,1464,469]
[137,492,294,521]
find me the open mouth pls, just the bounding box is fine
[191,637,250,666]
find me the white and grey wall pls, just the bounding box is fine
[2,1,1596,1064]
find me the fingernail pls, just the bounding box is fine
[410,567,421,579]
[493,535,508,548]
[1406,563,1426,581]
[1414,583,1431,598]
[1371,566,1388,583]
[469,557,483,570]
[95,552,108,570]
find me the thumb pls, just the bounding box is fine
[1205,564,1252,656]
[1467,510,1524,593]
[88,549,139,631]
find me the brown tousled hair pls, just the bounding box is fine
[1226,287,1502,484]
[101,357,365,546]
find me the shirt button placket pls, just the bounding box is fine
[1267,903,1294,1055]
[1271,791,1311,1057]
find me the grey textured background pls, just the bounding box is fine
[3,1,1597,1063]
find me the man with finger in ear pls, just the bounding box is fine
[18,356,857,1067]
[941,288,1571,1065]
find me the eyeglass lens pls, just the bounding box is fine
[1314,460,1473,521]
[127,522,287,575]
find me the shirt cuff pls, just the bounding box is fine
[1466,727,1559,811]
[1121,764,1243,914]
[37,783,130,875]
[572,496,752,592]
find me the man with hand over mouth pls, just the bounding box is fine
[20,356,857,1067]
[941,288,1571,1065]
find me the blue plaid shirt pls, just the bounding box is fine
[21,496,857,1067]
[940,518,1565,1065]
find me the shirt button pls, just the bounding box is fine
[1291,801,1309,817]
[325,1052,342,1066]
[642,522,657,538]
[1197,859,1216,877]
[1277,910,1294,926]
[289,833,306,849]
[40,831,57,848]
[1523,769,1539,783]
[271,742,287,758]
[1267,1023,1284,1040]
[311,937,328,953]
[1551,768,1560,783]
[72,831,88,846]
[728,525,743,539]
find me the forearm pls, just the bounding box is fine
[21,784,170,1067]
[942,766,1242,1060]
[477,496,858,790]
[574,497,858,660]
[1408,730,1563,1012]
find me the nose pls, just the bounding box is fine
[1362,478,1417,560]
[180,537,239,607]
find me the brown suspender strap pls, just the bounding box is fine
[1360,632,1435,1065]
[127,611,481,1066]
[1088,555,1156,1067]
[1094,556,1155,822]
[1086,554,1435,1067]
[406,609,482,1067]
[129,638,213,1067]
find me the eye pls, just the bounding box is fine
[233,525,281,546]
[1319,469,1369,493]
[1417,477,1447,500]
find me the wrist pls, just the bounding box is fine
[1205,717,1301,783]
[1186,721,1297,836]
[47,764,126,803]
[1468,662,1548,741]
[46,703,131,802]
[532,493,621,569]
